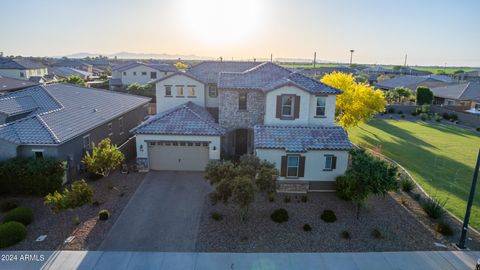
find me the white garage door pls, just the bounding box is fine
[148,141,209,171]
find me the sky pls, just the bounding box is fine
[1,0,479,66]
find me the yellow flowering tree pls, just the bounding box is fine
[174,62,188,70]
[321,72,386,129]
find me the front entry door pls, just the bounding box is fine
[235,129,248,156]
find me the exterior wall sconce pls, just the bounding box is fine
[213,146,216,151]
[140,144,144,151]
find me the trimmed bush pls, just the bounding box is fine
[416,87,433,105]
[434,114,442,122]
[0,201,18,212]
[401,114,405,118]
[3,207,33,225]
[387,107,395,114]
[320,210,337,223]
[435,223,453,236]
[271,208,289,223]
[400,177,415,192]
[335,175,352,201]
[44,180,94,212]
[0,221,27,248]
[419,113,428,121]
[98,209,110,221]
[0,157,64,196]
[210,212,223,221]
[397,110,403,115]
[422,197,447,219]
[476,127,480,132]
[303,224,312,232]
[340,230,351,239]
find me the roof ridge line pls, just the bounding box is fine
[36,115,60,143]
[457,81,471,99]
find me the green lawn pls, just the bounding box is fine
[348,119,480,229]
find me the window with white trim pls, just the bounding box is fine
[238,92,247,110]
[324,155,337,171]
[33,150,44,159]
[281,95,294,117]
[208,85,218,97]
[165,85,172,96]
[176,85,184,96]
[188,86,195,97]
[141,71,147,76]
[150,72,157,79]
[316,96,326,116]
[286,155,300,177]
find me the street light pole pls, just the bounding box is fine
[349,50,354,66]
[458,148,480,249]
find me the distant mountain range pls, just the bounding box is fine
[61,52,328,63]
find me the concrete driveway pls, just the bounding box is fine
[99,171,211,251]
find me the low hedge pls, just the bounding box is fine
[3,207,33,225]
[0,221,27,248]
[0,157,64,196]
[271,208,289,223]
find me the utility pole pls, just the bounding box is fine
[404,54,408,67]
[313,52,317,69]
[270,53,273,62]
[349,50,354,66]
[458,148,480,249]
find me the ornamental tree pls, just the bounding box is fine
[82,138,125,177]
[416,86,433,105]
[65,75,86,86]
[321,72,386,129]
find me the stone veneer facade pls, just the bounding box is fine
[218,89,265,130]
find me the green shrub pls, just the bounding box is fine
[416,87,433,105]
[434,114,442,122]
[449,113,458,121]
[210,212,223,221]
[401,114,405,118]
[73,215,81,225]
[387,107,395,114]
[435,222,453,236]
[268,193,275,202]
[271,208,289,223]
[340,230,351,239]
[476,127,480,132]
[397,110,403,115]
[0,157,64,196]
[3,207,33,225]
[320,210,337,223]
[98,209,110,221]
[44,180,94,212]
[419,113,428,121]
[413,193,421,201]
[0,221,27,248]
[371,229,383,239]
[422,197,447,219]
[303,224,312,232]
[335,175,352,201]
[0,201,18,212]
[400,177,415,192]
[411,111,418,116]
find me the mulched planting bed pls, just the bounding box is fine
[0,170,144,251]
[196,191,480,252]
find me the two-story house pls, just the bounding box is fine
[0,58,48,81]
[109,61,178,90]
[132,61,351,191]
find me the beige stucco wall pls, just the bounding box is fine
[0,68,48,80]
[155,74,206,112]
[121,65,173,86]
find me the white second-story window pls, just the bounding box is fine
[208,85,218,97]
[281,95,294,117]
[151,72,157,79]
[188,86,195,97]
[165,85,172,96]
[316,96,326,116]
[176,86,184,97]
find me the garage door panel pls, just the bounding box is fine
[148,143,209,171]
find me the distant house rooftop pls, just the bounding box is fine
[112,61,177,73]
[187,61,261,84]
[0,58,46,70]
[0,76,38,93]
[375,75,453,90]
[431,82,480,102]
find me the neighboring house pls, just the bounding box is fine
[454,70,480,82]
[300,65,356,79]
[0,84,150,178]
[375,75,453,91]
[50,66,93,80]
[0,58,48,80]
[0,76,38,94]
[133,61,351,191]
[110,61,177,89]
[431,82,480,110]
[50,59,94,74]
[28,74,59,85]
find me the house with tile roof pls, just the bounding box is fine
[133,61,351,191]
[0,75,39,94]
[0,83,150,178]
[374,75,453,92]
[109,61,178,89]
[0,58,48,81]
[431,82,480,110]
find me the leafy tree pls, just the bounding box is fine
[65,75,86,86]
[436,70,447,75]
[126,83,155,98]
[231,176,255,221]
[390,87,413,103]
[416,86,433,105]
[338,149,399,219]
[453,70,464,74]
[174,62,188,70]
[321,72,386,128]
[99,73,108,81]
[384,90,400,104]
[82,138,124,177]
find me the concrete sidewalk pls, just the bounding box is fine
[1,251,479,270]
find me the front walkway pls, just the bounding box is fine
[1,251,479,269]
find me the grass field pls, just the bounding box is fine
[348,119,480,230]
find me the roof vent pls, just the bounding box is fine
[93,108,98,112]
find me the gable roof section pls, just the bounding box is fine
[151,71,204,85]
[219,62,342,94]
[0,76,38,92]
[0,58,46,70]
[112,62,177,73]
[375,75,453,89]
[254,125,351,152]
[132,101,225,136]
[0,84,151,145]
[50,67,92,78]
[431,82,480,101]
[187,61,261,84]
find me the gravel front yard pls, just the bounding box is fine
[0,170,144,251]
[196,191,480,252]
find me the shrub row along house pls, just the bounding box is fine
[0,84,150,179]
[132,61,351,191]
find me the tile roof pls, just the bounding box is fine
[254,125,351,152]
[187,61,261,84]
[132,101,225,136]
[375,75,452,89]
[0,96,38,116]
[0,84,150,145]
[431,82,480,101]
[0,76,38,92]
[219,62,342,94]
[112,62,177,73]
[50,67,92,78]
[0,58,46,69]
